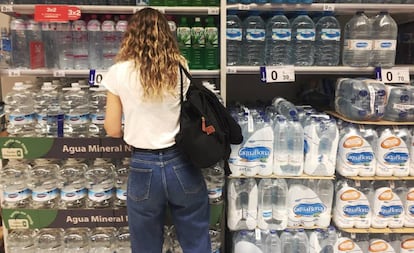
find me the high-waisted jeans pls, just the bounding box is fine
[127,146,211,253]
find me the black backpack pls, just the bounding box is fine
[175,64,243,173]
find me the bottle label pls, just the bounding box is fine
[344,39,373,50]
[87,21,101,32]
[208,187,222,199]
[4,188,31,202]
[116,21,128,32]
[32,188,59,202]
[36,113,48,123]
[88,188,114,201]
[91,113,105,124]
[226,28,242,41]
[61,188,87,201]
[262,209,272,219]
[191,27,205,47]
[101,21,115,32]
[296,29,315,41]
[272,28,291,41]
[177,27,191,47]
[65,113,90,125]
[373,39,397,51]
[246,29,265,41]
[377,131,409,175]
[116,188,127,200]
[321,28,340,41]
[205,27,218,47]
[9,113,35,125]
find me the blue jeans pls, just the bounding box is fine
[127,146,211,253]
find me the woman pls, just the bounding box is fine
[102,8,211,253]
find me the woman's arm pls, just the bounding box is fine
[104,91,123,138]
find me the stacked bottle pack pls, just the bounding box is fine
[7,227,131,253]
[335,78,414,122]
[228,99,339,177]
[226,11,398,67]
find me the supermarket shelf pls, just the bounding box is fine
[328,111,414,126]
[228,174,335,180]
[0,4,220,15]
[226,65,414,75]
[226,3,414,14]
[0,68,220,78]
[344,176,414,181]
[340,227,414,234]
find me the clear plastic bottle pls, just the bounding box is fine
[314,12,341,66]
[114,157,130,208]
[242,12,266,66]
[0,27,11,68]
[371,12,398,67]
[35,228,64,253]
[61,83,90,137]
[294,229,310,253]
[26,19,44,68]
[87,15,102,70]
[264,230,282,253]
[41,22,57,68]
[233,230,259,253]
[313,117,339,176]
[101,15,117,69]
[28,162,60,209]
[286,118,304,175]
[190,17,205,69]
[85,158,115,208]
[72,20,89,69]
[273,115,289,175]
[58,158,88,209]
[0,159,32,208]
[226,11,243,66]
[202,162,225,205]
[272,97,298,120]
[56,22,73,69]
[342,12,372,67]
[115,227,131,253]
[63,227,90,253]
[115,15,128,51]
[10,18,29,68]
[290,11,315,66]
[280,229,294,253]
[7,229,36,253]
[315,179,334,227]
[34,82,60,136]
[265,12,292,66]
[89,227,116,253]
[258,178,288,230]
[5,82,36,136]
[89,85,107,137]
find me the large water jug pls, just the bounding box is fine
[371,12,398,67]
[242,12,266,66]
[226,12,243,66]
[265,12,291,66]
[290,12,315,66]
[314,12,341,66]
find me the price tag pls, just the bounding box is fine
[8,69,21,77]
[35,5,68,22]
[226,67,237,74]
[0,5,13,12]
[260,66,295,83]
[323,4,335,11]
[380,67,410,84]
[238,4,250,10]
[53,70,65,77]
[67,6,81,20]
[89,69,106,86]
[208,7,219,15]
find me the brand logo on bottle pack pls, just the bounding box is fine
[293,203,325,217]
[239,147,270,161]
[346,152,374,164]
[343,205,370,217]
[383,152,409,164]
[379,205,403,217]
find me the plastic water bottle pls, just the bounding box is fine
[257,178,288,230]
[0,27,11,68]
[315,179,334,227]
[203,162,225,205]
[226,12,243,66]
[58,159,88,209]
[114,157,130,208]
[89,227,116,253]
[290,12,315,66]
[7,229,36,253]
[205,16,219,70]
[87,15,102,70]
[371,12,398,67]
[294,229,309,253]
[342,12,372,67]
[272,97,298,120]
[26,19,44,68]
[10,18,29,68]
[63,227,90,253]
[101,15,117,69]
[116,227,131,253]
[72,20,89,69]
[28,162,60,209]
[320,226,337,253]
[190,17,205,69]
[0,159,32,208]
[89,85,107,137]
[286,118,304,175]
[314,12,341,66]
[85,158,115,208]
[265,12,291,66]
[55,22,73,69]
[242,12,266,66]
[384,85,412,121]
[41,22,57,68]
[5,82,36,136]
[233,230,259,253]
[176,16,191,63]
[34,82,60,136]
[273,115,290,175]
[115,15,128,51]
[35,228,64,253]
[280,229,294,253]
[264,230,281,253]
[61,83,90,137]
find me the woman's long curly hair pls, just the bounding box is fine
[116,8,186,101]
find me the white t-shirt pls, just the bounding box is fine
[102,60,190,149]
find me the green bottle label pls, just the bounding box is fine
[191,27,205,48]
[205,27,218,48]
[177,27,191,48]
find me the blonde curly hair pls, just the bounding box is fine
[116,8,187,101]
